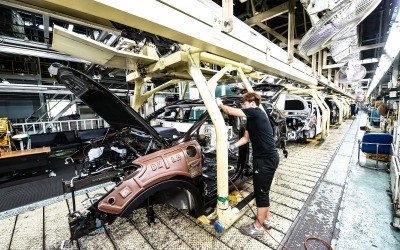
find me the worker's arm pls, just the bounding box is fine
[233,131,249,147]
[216,98,246,117]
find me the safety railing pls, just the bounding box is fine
[12,118,109,134]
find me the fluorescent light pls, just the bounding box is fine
[385,22,400,58]
[379,55,392,72]
[366,10,400,97]
[38,25,53,31]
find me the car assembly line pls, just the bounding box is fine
[50,64,258,239]
[0,1,400,249]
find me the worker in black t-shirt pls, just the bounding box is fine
[217,92,279,236]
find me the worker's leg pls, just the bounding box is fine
[255,206,269,228]
[239,155,279,235]
[253,155,278,225]
[254,155,279,227]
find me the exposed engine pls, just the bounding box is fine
[63,128,163,197]
[84,146,127,173]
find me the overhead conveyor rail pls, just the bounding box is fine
[7,0,350,97]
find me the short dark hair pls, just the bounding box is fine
[165,96,175,102]
[242,92,261,106]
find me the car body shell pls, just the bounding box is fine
[149,95,288,155]
[325,98,340,125]
[276,93,319,141]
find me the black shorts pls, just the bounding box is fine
[253,154,279,207]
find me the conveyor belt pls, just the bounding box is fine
[0,120,354,249]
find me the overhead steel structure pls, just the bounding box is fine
[2,0,360,99]
[3,0,354,94]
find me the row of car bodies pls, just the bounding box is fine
[53,65,352,239]
[278,93,351,141]
[249,84,351,142]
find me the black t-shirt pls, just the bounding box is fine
[242,107,277,158]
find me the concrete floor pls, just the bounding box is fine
[331,113,400,249]
[276,111,400,250]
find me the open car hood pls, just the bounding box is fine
[52,64,166,145]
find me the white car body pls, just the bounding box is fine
[276,94,321,141]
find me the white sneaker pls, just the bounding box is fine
[239,223,264,236]
[263,220,273,230]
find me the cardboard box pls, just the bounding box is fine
[366,153,390,162]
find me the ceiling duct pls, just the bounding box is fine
[298,0,381,56]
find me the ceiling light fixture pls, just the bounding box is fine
[366,8,400,97]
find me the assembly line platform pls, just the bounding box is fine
[0,112,399,250]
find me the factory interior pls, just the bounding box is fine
[0,0,400,249]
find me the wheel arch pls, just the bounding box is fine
[120,178,205,218]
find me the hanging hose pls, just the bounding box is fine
[304,236,333,250]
